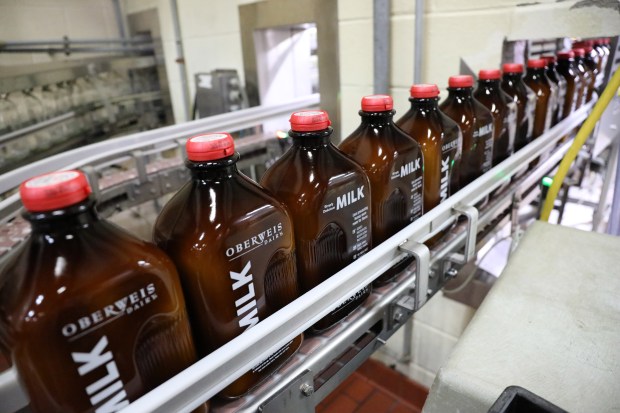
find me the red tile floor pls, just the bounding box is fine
[316,359,429,413]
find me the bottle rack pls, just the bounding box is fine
[0,95,594,413]
[0,55,169,174]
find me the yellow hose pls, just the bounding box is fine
[540,67,620,222]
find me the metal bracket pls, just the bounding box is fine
[390,293,416,330]
[131,150,160,202]
[397,240,430,311]
[81,165,102,201]
[259,370,314,413]
[449,204,479,265]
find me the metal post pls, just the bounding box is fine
[373,0,390,94]
[170,0,191,122]
[414,0,425,84]
[111,0,127,40]
[401,317,413,363]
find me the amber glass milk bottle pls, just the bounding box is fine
[571,48,589,109]
[556,51,580,119]
[153,133,302,398]
[396,84,461,214]
[474,69,515,165]
[501,63,534,151]
[339,95,423,284]
[261,111,372,331]
[542,56,567,126]
[0,171,198,413]
[572,47,595,103]
[523,59,553,140]
[440,75,494,187]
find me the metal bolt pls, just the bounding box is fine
[445,267,459,279]
[393,309,404,323]
[300,383,314,397]
[429,269,436,279]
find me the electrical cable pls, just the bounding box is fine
[540,67,620,221]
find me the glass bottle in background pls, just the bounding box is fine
[17,89,49,151]
[439,75,494,187]
[260,110,372,332]
[501,63,535,152]
[0,170,201,413]
[556,51,580,119]
[339,95,423,285]
[523,59,553,140]
[55,81,75,138]
[571,48,589,109]
[396,84,461,215]
[68,79,87,135]
[574,41,601,92]
[594,38,610,82]
[0,94,24,165]
[154,133,302,398]
[542,56,567,126]
[572,48,595,104]
[473,69,514,166]
[40,84,65,145]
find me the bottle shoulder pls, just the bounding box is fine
[0,222,177,327]
[156,175,291,239]
[340,124,421,159]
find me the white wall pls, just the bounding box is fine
[122,0,254,123]
[337,0,620,138]
[0,0,120,66]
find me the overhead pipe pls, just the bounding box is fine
[0,46,154,55]
[0,37,154,47]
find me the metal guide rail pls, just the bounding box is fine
[0,101,593,413]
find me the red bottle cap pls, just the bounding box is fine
[557,50,575,59]
[409,84,440,98]
[20,170,92,212]
[289,110,331,131]
[572,48,585,57]
[502,63,523,74]
[478,69,501,80]
[186,133,235,162]
[361,95,394,112]
[527,59,547,69]
[448,75,473,88]
[541,55,556,64]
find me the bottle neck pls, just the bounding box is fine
[503,73,523,82]
[477,79,502,92]
[446,87,474,102]
[557,58,574,71]
[358,109,395,126]
[525,67,546,80]
[290,127,333,148]
[408,96,440,113]
[24,199,100,234]
[187,153,240,180]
